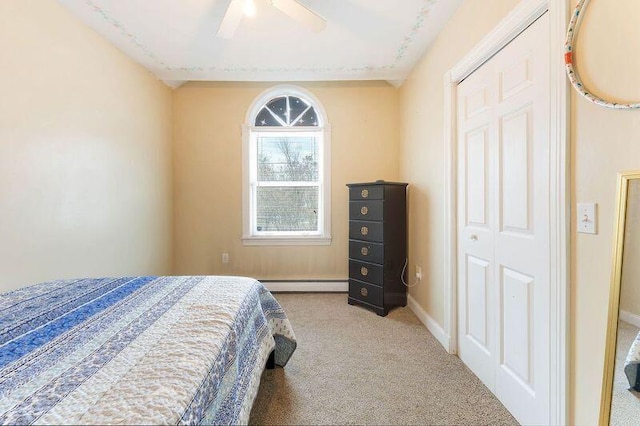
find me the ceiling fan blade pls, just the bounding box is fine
[270,0,326,33]
[217,0,245,39]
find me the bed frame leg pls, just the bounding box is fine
[266,350,276,369]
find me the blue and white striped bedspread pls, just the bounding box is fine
[0,276,296,425]
[625,331,640,391]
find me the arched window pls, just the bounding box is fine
[242,86,331,245]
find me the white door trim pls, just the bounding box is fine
[442,0,570,424]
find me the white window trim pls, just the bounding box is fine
[242,85,331,246]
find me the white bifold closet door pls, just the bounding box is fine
[456,12,550,425]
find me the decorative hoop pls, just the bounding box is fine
[565,0,640,109]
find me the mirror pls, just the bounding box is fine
[600,171,640,425]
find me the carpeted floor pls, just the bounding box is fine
[249,293,517,425]
[609,320,640,425]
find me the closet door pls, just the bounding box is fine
[456,56,496,390]
[456,13,550,425]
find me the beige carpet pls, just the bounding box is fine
[610,320,640,425]
[250,293,517,425]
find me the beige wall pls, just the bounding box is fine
[399,0,520,331]
[571,0,640,423]
[173,81,399,278]
[399,0,640,424]
[621,180,640,317]
[0,0,174,292]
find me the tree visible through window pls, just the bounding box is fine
[246,91,329,242]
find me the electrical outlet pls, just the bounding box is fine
[416,266,422,280]
[222,253,229,263]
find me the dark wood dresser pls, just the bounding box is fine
[346,181,408,316]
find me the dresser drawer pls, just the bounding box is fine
[349,240,383,264]
[349,185,384,201]
[349,279,383,307]
[349,220,383,242]
[349,200,383,221]
[349,259,383,286]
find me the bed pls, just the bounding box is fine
[0,275,296,425]
[625,331,640,391]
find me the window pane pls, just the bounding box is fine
[256,186,319,232]
[266,97,288,124]
[293,107,318,126]
[289,96,309,123]
[257,136,319,181]
[254,95,319,127]
[255,108,282,126]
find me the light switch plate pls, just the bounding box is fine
[577,203,597,234]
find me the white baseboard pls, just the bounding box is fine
[407,294,450,351]
[262,281,348,292]
[620,310,640,328]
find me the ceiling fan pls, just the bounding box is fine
[217,0,326,39]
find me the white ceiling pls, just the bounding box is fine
[57,0,463,87]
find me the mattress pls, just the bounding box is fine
[0,276,296,425]
[624,331,640,391]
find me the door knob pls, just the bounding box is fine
[470,235,478,241]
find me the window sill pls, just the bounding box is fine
[242,235,332,246]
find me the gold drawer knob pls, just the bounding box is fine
[361,266,368,276]
[361,189,369,198]
[360,206,369,215]
[361,246,369,256]
[360,226,368,236]
[360,287,368,297]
